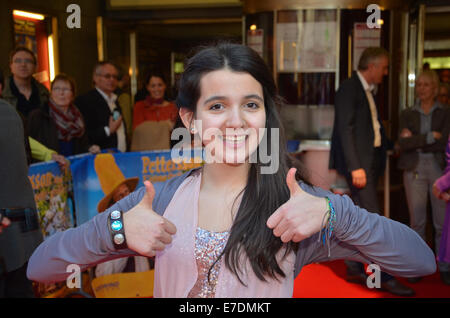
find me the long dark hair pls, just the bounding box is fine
[176,42,310,284]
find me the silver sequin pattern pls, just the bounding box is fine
[187,227,230,298]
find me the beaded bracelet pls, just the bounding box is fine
[317,197,336,257]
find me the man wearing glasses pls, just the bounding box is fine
[75,61,127,152]
[2,47,66,167]
[2,46,49,119]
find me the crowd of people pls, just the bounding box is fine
[3,46,179,169]
[0,43,449,298]
[330,48,450,296]
[0,46,177,296]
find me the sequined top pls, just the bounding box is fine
[187,227,230,298]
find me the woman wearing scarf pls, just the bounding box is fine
[27,74,100,157]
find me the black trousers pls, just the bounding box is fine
[0,262,34,298]
[344,148,393,282]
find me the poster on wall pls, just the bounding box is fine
[14,16,50,88]
[353,22,381,71]
[14,18,37,53]
[277,21,337,72]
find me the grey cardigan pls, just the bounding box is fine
[0,99,43,273]
[27,168,436,284]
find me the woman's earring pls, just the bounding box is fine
[190,127,195,134]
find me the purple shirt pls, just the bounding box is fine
[436,135,450,192]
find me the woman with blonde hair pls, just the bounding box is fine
[398,69,450,283]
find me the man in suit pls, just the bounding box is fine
[75,62,127,152]
[329,47,414,296]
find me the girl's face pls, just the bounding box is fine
[146,76,166,100]
[416,75,437,102]
[51,80,74,108]
[182,69,266,165]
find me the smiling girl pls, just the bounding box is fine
[27,43,436,297]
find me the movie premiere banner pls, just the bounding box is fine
[28,160,74,239]
[28,149,203,238]
[69,149,203,225]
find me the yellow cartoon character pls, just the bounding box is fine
[92,154,154,298]
[94,153,139,213]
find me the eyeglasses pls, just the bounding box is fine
[97,73,118,80]
[13,58,35,65]
[52,87,72,93]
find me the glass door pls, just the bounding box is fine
[275,9,339,141]
[406,4,426,108]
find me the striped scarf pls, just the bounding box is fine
[48,100,85,142]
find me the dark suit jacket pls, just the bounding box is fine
[397,104,449,171]
[329,72,389,176]
[74,89,127,150]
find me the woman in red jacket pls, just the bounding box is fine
[132,72,178,131]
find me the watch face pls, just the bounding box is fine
[114,233,125,245]
[111,220,123,231]
[110,210,121,220]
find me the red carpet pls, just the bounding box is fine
[293,260,450,298]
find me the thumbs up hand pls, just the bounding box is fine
[123,180,177,256]
[266,168,329,243]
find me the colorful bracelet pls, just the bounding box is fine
[317,197,336,257]
[108,210,128,250]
